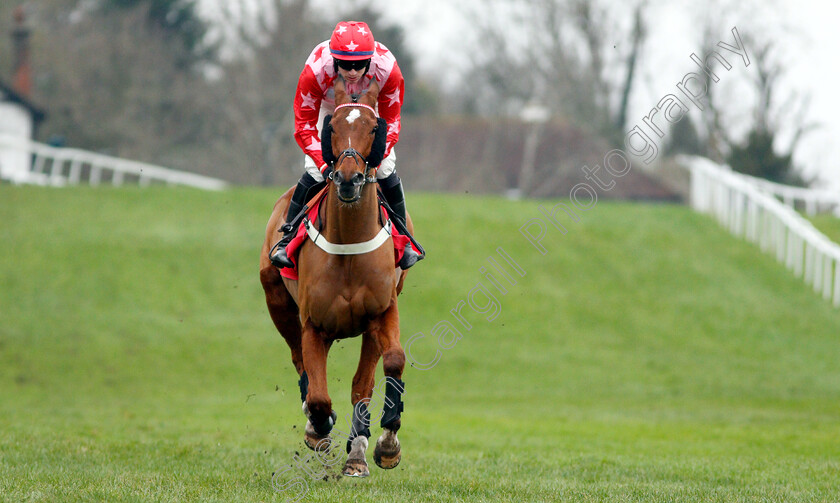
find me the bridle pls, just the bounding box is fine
[327,102,379,184]
[307,101,393,254]
[330,149,376,184]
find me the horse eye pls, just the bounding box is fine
[371,125,378,134]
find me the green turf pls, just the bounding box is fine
[809,214,840,245]
[2,185,839,502]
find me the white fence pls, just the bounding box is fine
[746,176,840,217]
[684,156,840,307]
[0,133,227,190]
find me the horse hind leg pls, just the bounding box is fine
[259,265,304,376]
[342,332,381,477]
[373,377,404,469]
[368,303,406,470]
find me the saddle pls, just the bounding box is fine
[279,189,421,281]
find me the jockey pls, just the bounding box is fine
[270,20,421,270]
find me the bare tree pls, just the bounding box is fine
[613,1,646,134]
[724,36,816,185]
[694,22,734,163]
[459,0,649,195]
[690,22,817,185]
[8,0,332,184]
[21,0,219,165]
[464,0,647,123]
[208,0,330,185]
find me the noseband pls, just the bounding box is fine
[329,148,376,184]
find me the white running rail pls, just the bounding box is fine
[746,176,840,217]
[0,133,227,190]
[683,155,840,308]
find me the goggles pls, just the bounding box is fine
[335,58,370,72]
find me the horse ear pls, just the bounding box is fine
[334,76,348,105]
[363,79,380,106]
[367,117,388,167]
[321,115,336,165]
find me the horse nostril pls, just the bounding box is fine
[352,172,365,185]
[332,171,345,184]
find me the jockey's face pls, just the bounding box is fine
[336,58,370,84]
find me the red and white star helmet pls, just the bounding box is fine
[329,21,375,60]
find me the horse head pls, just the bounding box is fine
[322,77,387,203]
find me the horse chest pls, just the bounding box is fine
[299,265,395,336]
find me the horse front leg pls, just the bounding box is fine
[368,302,405,469]
[342,332,381,477]
[301,320,336,450]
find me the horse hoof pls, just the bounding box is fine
[373,448,401,469]
[304,432,330,451]
[304,420,330,451]
[342,458,369,477]
[373,431,401,469]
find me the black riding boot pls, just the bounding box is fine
[270,172,321,269]
[378,172,423,269]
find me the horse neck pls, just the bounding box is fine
[323,183,381,244]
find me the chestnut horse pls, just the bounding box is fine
[259,77,411,477]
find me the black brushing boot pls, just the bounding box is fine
[270,173,321,269]
[378,173,423,269]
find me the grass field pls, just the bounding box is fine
[2,185,840,502]
[810,214,840,245]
